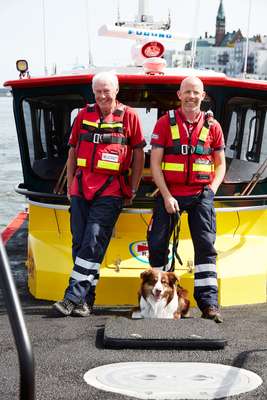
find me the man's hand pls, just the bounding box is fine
[123,190,136,207]
[164,195,179,214]
[124,198,133,207]
[208,184,216,195]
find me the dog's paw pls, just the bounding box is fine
[132,310,143,319]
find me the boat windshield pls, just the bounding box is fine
[22,94,85,181]
[225,96,267,163]
[223,96,267,184]
[7,73,267,201]
[19,84,213,190]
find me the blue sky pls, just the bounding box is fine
[0,0,267,86]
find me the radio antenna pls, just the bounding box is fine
[191,0,200,68]
[85,0,93,66]
[243,0,252,77]
[42,0,48,75]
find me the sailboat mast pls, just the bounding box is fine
[85,0,93,66]
[191,0,200,68]
[42,0,48,75]
[138,0,149,21]
[243,0,252,77]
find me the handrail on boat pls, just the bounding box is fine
[0,237,35,400]
[15,184,267,203]
[240,158,267,196]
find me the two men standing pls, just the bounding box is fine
[54,73,225,322]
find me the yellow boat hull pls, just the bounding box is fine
[27,203,267,307]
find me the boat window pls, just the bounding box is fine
[20,87,215,184]
[225,110,239,158]
[118,85,179,110]
[71,108,81,124]
[118,85,214,112]
[261,113,267,161]
[22,94,86,180]
[134,108,158,151]
[243,109,258,161]
[118,85,214,151]
[225,97,267,163]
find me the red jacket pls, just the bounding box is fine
[69,102,145,200]
[151,108,225,196]
[162,110,215,185]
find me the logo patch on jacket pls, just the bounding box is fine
[151,133,159,139]
[101,153,119,162]
[195,158,211,165]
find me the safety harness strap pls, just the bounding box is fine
[79,132,129,145]
[81,122,124,134]
[93,175,114,199]
[76,169,114,199]
[171,212,183,270]
[164,144,212,155]
[165,211,183,272]
[166,110,213,155]
[168,110,180,142]
[76,170,83,195]
[76,105,129,200]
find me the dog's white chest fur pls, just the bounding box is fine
[133,290,179,319]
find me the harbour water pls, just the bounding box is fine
[0,96,24,232]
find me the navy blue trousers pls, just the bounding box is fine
[65,195,123,305]
[147,187,218,311]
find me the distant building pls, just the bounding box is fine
[172,0,267,79]
[215,0,226,46]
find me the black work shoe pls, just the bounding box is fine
[72,303,92,317]
[53,299,75,316]
[201,306,223,323]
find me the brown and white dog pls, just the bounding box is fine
[132,268,190,319]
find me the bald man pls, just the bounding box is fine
[147,76,226,323]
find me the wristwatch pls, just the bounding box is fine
[131,188,137,196]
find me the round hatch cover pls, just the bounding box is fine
[84,361,262,399]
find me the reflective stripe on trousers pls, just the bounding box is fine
[71,257,100,285]
[64,195,123,304]
[147,187,218,311]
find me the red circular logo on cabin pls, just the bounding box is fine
[141,41,165,58]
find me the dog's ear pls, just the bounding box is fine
[177,287,189,298]
[177,287,190,317]
[140,268,153,280]
[179,297,190,317]
[168,272,178,286]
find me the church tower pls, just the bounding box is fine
[215,0,225,46]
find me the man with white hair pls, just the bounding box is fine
[53,71,146,316]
